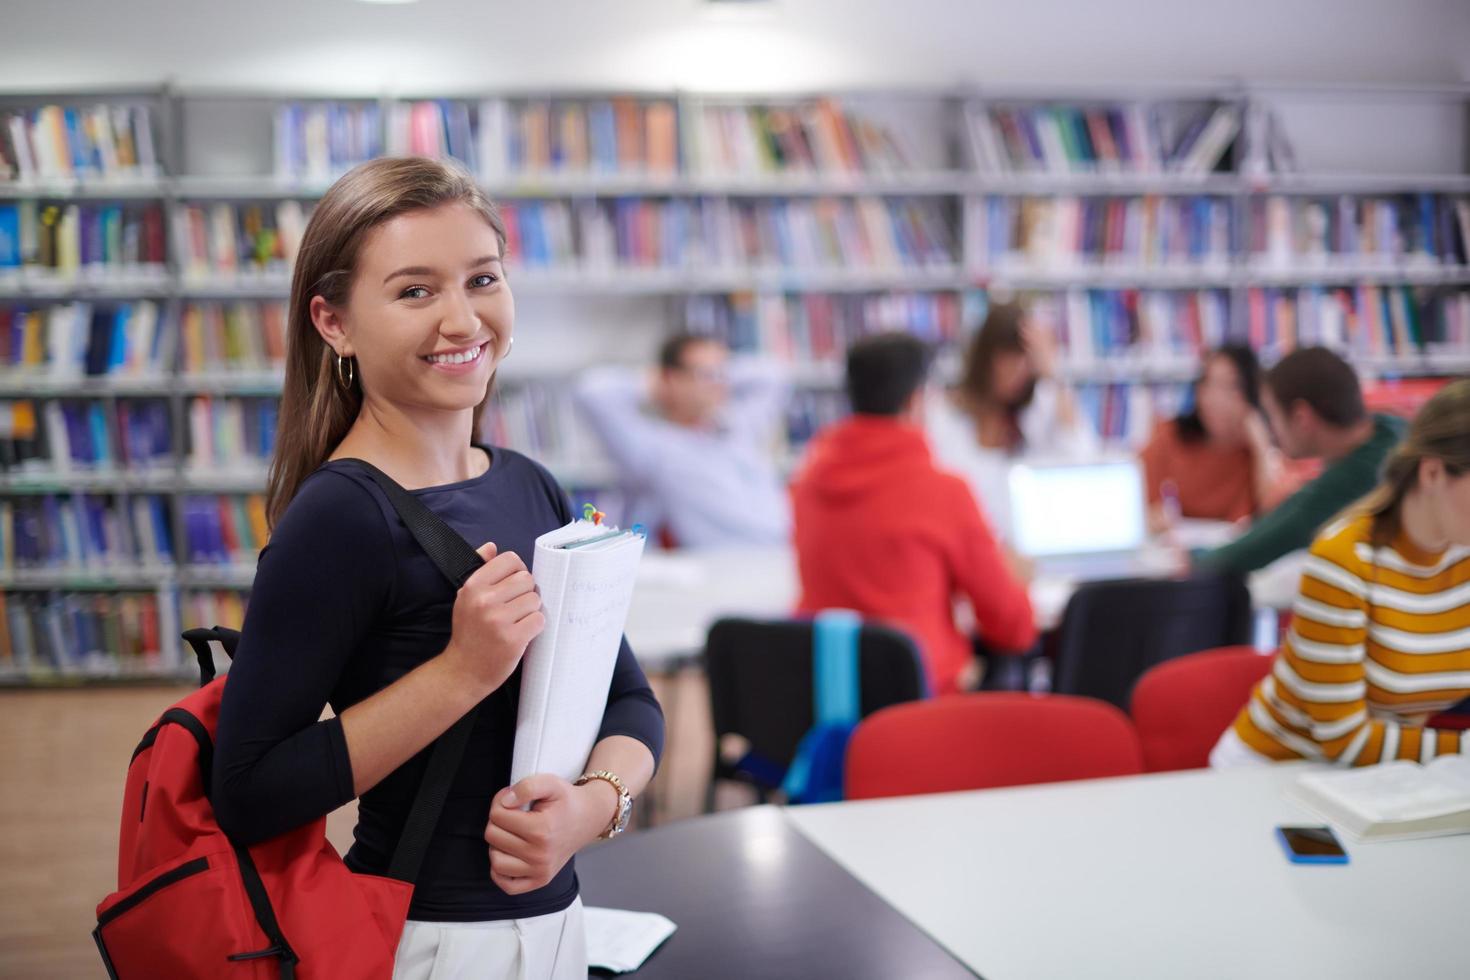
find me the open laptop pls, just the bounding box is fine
[1006,459,1170,579]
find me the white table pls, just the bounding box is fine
[786,764,1470,980]
[624,543,1304,665]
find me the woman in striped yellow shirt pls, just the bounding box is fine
[1213,379,1470,767]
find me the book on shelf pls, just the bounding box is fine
[1,492,174,573]
[481,97,678,179]
[1074,381,1189,447]
[186,396,278,473]
[1251,194,1470,270]
[1023,288,1231,368]
[0,201,167,279]
[684,290,962,365]
[966,195,1234,272]
[1247,285,1470,360]
[0,103,160,184]
[966,101,1239,177]
[180,494,268,567]
[0,301,170,379]
[387,101,478,172]
[692,99,915,176]
[273,102,382,183]
[180,302,287,374]
[0,398,171,476]
[180,589,249,636]
[1291,757,1470,843]
[0,588,177,679]
[175,201,307,281]
[480,382,608,467]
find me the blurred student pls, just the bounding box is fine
[791,332,1037,696]
[927,302,1098,541]
[574,334,790,548]
[1195,347,1405,575]
[1140,345,1294,529]
[1212,379,1470,767]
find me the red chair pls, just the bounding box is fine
[844,693,1143,801]
[1130,646,1274,773]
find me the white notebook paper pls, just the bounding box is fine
[1291,756,1470,842]
[584,906,677,973]
[510,519,645,785]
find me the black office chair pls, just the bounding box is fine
[1051,574,1253,711]
[704,616,926,812]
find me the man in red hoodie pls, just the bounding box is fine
[792,332,1037,695]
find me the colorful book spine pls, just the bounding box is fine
[1246,285,1470,359]
[0,302,170,378]
[0,201,166,278]
[185,397,278,472]
[0,104,160,183]
[1023,288,1233,366]
[968,195,1234,271]
[1251,194,1470,269]
[3,493,172,572]
[695,100,915,175]
[0,588,177,678]
[175,201,307,280]
[178,302,287,374]
[273,103,381,181]
[180,494,268,567]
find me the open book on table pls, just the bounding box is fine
[1290,756,1470,843]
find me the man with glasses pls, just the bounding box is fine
[574,334,791,548]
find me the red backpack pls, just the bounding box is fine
[94,464,486,979]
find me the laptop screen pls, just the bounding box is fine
[1007,461,1147,558]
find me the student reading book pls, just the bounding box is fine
[1212,379,1470,768]
[211,158,663,980]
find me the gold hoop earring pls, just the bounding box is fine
[335,353,355,390]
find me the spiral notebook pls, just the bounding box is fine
[510,516,646,785]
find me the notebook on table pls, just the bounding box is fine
[1290,756,1470,843]
[510,516,646,785]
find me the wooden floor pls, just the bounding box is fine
[0,668,722,979]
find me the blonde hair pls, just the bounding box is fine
[265,157,507,529]
[1355,379,1470,547]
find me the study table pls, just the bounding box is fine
[622,537,1304,667]
[576,804,978,979]
[785,763,1470,980]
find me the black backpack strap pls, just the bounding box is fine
[344,458,489,885]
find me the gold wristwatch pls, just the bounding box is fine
[574,770,633,839]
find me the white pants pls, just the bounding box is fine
[1209,727,1273,769]
[392,897,587,980]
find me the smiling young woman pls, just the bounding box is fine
[215,158,663,980]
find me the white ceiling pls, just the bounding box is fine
[1,0,1466,95]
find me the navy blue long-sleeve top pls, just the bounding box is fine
[212,446,665,921]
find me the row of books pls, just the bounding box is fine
[483,99,679,178]
[501,197,958,271]
[181,494,268,567]
[271,98,682,181]
[1247,285,1470,359]
[480,383,606,467]
[0,201,168,275]
[1,493,174,571]
[273,103,383,183]
[684,291,963,364]
[967,102,1240,176]
[32,399,174,473]
[784,388,849,446]
[1026,289,1233,366]
[180,302,287,374]
[187,397,277,472]
[175,201,307,280]
[0,589,177,678]
[968,195,1235,270]
[1076,381,1191,446]
[692,101,914,175]
[0,104,160,184]
[1253,195,1470,268]
[0,301,170,377]
[180,589,248,636]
